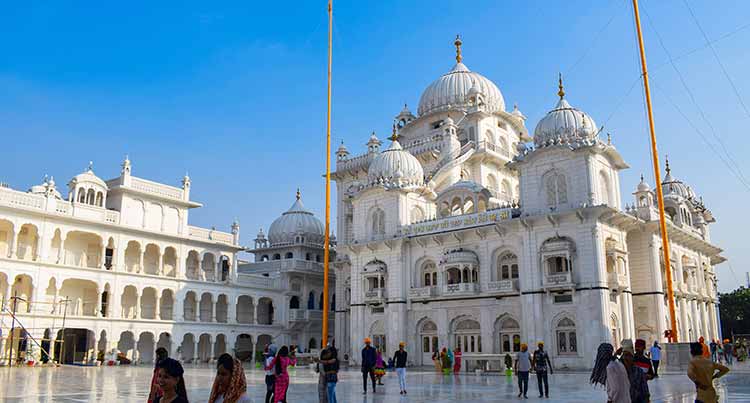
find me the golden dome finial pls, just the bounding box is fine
[454,34,463,64]
[558,73,565,99]
[390,122,399,142]
[296,188,301,200]
[665,155,671,175]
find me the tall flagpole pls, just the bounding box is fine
[321,0,333,347]
[632,0,678,342]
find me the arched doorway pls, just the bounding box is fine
[419,319,438,366]
[452,318,481,353]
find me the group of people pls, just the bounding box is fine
[708,337,748,364]
[146,343,300,403]
[512,342,553,399]
[591,338,731,403]
[359,338,409,395]
[430,346,463,374]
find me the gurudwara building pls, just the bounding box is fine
[332,38,725,369]
[0,158,332,365]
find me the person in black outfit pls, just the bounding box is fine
[393,342,408,395]
[532,342,553,398]
[361,338,377,394]
[154,358,189,403]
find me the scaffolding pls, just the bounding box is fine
[0,293,72,367]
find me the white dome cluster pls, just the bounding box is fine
[267,192,325,246]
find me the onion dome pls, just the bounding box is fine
[267,190,325,246]
[367,128,424,188]
[417,36,505,116]
[662,158,696,200]
[636,174,651,192]
[533,75,599,148]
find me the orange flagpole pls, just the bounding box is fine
[632,0,678,342]
[321,0,333,347]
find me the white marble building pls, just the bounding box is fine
[0,158,323,365]
[332,37,725,369]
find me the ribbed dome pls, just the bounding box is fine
[663,169,695,200]
[367,139,424,188]
[533,97,599,148]
[267,194,324,246]
[418,62,505,116]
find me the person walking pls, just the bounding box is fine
[620,339,650,403]
[264,345,277,403]
[710,339,718,362]
[633,339,655,380]
[321,344,339,403]
[699,337,711,359]
[267,345,297,403]
[374,348,386,385]
[361,338,377,394]
[723,339,733,365]
[149,347,170,403]
[440,348,452,375]
[154,358,189,403]
[453,347,462,374]
[531,342,553,398]
[590,343,629,403]
[432,351,442,372]
[649,341,662,377]
[208,353,250,403]
[393,342,408,395]
[514,343,531,398]
[717,342,724,364]
[687,341,730,403]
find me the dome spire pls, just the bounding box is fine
[296,188,301,200]
[389,122,400,142]
[454,34,463,64]
[557,73,565,99]
[665,155,671,175]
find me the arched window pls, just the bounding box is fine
[498,317,521,353]
[272,254,281,260]
[307,292,315,310]
[498,252,519,280]
[95,192,104,207]
[421,261,437,287]
[545,171,568,208]
[484,129,494,144]
[289,296,300,309]
[556,317,577,355]
[78,189,86,203]
[501,179,512,201]
[285,252,293,259]
[369,208,385,239]
[498,136,508,154]
[318,292,324,310]
[546,256,570,274]
[486,174,498,193]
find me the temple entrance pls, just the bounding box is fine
[54,328,94,364]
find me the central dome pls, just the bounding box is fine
[418,62,505,116]
[417,37,505,116]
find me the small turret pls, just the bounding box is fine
[367,132,381,154]
[336,141,350,162]
[182,173,191,201]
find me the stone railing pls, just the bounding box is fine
[444,282,479,295]
[243,259,324,273]
[0,186,45,210]
[476,140,511,160]
[289,309,306,321]
[236,273,281,289]
[543,272,573,289]
[130,177,184,200]
[364,289,386,302]
[398,207,515,237]
[607,272,629,289]
[188,226,235,245]
[335,153,374,172]
[105,209,121,224]
[408,286,437,300]
[486,279,518,293]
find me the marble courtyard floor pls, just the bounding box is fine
[0,363,748,402]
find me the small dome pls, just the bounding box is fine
[511,104,527,121]
[336,141,349,155]
[636,175,651,192]
[662,159,695,200]
[441,179,487,195]
[367,137,424,188]
[533,97,598,148]
[418,62,505,116]
[70,165,108,189]
[267,192,324,246]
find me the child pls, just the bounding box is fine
[374,348,386,385]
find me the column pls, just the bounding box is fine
[253,303,258,325]
[198,257,204,281]
[158,251,164,276]
[8,228,18,259]
[194,341,200,362]
[211,297,217,322]
[138,251,144,273]
[227,297,236,324]
[135,293,141,319]
[251,339,257,364]
[100,243,106,269]
[155,294,161,320]
[96,290,103,317]
[194,299,200,322]
[690,299,699,339]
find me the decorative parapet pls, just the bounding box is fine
[188,225,235,245]
[129,177,184,200]
[398,207,516,237]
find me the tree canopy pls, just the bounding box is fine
[719,286,750,337]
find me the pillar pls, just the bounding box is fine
[158,251,164,276]
[138,251,144,273]
[155,294,161,320]
[253,303,258,325]
[8,228,18,259]
[174,295,184,322]
[194,341,200,362]
[211,297,217,322]
[135,293,141,319]
[227,297,236,324]
[96,289,103,318]
[251,338,257,364]
[100,243,106,269]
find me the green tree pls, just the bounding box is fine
[719,286,750,337]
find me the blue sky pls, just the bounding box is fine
[1,1,748,291]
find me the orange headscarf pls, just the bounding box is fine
[208,356,247,403]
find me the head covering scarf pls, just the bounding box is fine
[590,343,614,386]
[208,356,247,403]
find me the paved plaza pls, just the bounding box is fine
[0,363,748,402]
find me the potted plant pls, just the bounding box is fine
[504,353,513,377]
